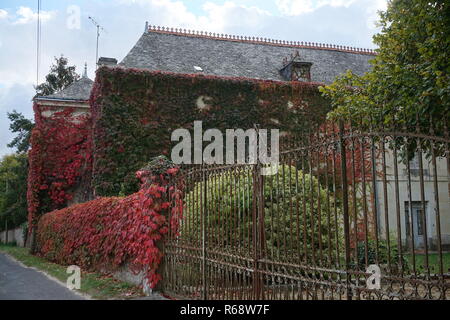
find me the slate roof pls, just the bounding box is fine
[36,76,94,102]
[120,27,375,84]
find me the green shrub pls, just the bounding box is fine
[352,238,409,274]
[183,165,343,262]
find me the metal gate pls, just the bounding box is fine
[162,122,450,300]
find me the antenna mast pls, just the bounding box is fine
[36,0,42,88]
[88,16,105,70]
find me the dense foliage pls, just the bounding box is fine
[9,56,80,154]
[36,157,183,288]
[91,68,331,197]
[183,165,343,262]
[0,154,28,231]
[352,239,409,274]
[7,111,34,154]
[320,0,449,135]
[27,105,92,230]
[35,55,80,97]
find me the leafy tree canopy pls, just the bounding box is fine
[35,55,80,97]
[7,110,34,153]
[7,55,80,153]
[0,153,28,231]
[320,0,450,136]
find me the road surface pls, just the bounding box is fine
[0,252,85,300]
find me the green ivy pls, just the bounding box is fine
[91,68,331,197]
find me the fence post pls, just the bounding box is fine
[251,162,263,300]
[202,166,208,300]
[258,171,266,300]
[338,120,352,300]
[252,124,264,300]
[135,156,183,294]
[5,220,8,244]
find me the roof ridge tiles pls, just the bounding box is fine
[147,25,377,56]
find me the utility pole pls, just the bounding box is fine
[4,179,8,243]
[88,16,105,70]
[36,0,42,89]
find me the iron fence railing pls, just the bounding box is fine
[162,121,450,300]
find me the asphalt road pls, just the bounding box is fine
[0,252,86,300]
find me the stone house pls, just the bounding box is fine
[34,64,93,118]
[32,24,449,251]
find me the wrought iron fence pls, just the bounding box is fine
[162,121,450,300]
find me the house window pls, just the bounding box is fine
[406,152,429,176]
[409,153,420,170]
[404,201,426,236]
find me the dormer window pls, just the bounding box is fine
[291,61,312,82]
[279,51,313,82]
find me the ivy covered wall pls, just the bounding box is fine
[27,103,92,231]
[36,156,183,289]
[91,67,331,197]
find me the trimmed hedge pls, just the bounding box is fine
[184,165,343,262]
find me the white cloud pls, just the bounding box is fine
[115,0,272,35]
[0,83,35,155]
[276,0,315,14]
[366,0,387,29]
[116,0,200,30]
[0,9,8,19]
[276,0,357,15]
[200,1,271,31]
[14,6,55,25]
[323,0,358,7]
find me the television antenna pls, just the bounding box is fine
[36,0,42,88]
[88,16,106,70]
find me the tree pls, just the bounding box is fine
[35,55,80,97]
[320,0,450,136]
[0,154,28,232]
[7,111,34,153]
[7,55,81,153]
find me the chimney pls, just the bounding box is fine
[82,62,88,78]
[98,57,118,67]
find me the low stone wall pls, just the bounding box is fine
[0,227,25,247]
[111,264,154,295]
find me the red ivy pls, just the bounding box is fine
[313,121,379,184]
[36,166,184,289]
[27,103,92,231]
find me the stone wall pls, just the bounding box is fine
[0,227,25,247]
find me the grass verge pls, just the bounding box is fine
[406,252,450,274]
[0,244,145,300]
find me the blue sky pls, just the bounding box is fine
[0,0,387,157]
